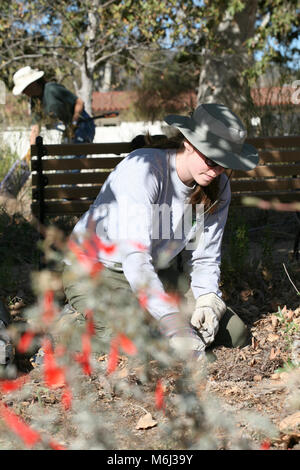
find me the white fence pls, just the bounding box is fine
[0,121,166,158]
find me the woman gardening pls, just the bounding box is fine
[62,103,259,359]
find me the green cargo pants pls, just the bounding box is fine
[62,261,250,354]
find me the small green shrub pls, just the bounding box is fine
[0,142,19,182]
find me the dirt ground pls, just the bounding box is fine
[0,185,300,451]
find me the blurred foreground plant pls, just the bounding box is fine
[0,224,281,450]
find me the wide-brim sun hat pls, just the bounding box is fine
[12,66,44,96]
[164,103,259,171]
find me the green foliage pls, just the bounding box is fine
[274,306,300,345]
[274,359,298,375]
[0,143,19,181]
[219,207,282,300]
[221,213,250,282]
[0,0,299,116]
[260,225,274,269]
[133,50,198,121]
[1,1,194,98]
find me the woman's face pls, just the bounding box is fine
[179,140,225,187]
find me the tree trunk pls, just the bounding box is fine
[100,62,112,92]
[197,2,258,123]
[78,65,93,115]
[77,0,100,115]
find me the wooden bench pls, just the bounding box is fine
[31,135,300,255]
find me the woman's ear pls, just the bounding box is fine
[183,139,194,153]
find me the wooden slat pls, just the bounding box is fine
[32,172,110,186]
[31,200,92,216]
[32,186,102,200]
[30,135,300,218]
[31,142,132,157]
[231,192,300,204]
[231,178,300,192]
[31,156,124,171]
[30,136,300,158]
[257,150,299,163]
[31,191,300,216]
[34,182,299,202]
[246,136,300,148]
[231,163,300,178]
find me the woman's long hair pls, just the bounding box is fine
[132,132,220,214]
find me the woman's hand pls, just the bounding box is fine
[159,312,206,359]
[191,293,226,346]
[169,334,205,357]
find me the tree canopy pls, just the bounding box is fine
[0,0,299,117]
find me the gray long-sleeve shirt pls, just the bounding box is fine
[71,148,231,320]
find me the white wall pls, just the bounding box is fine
[0,121,166,158]
[95,121,165,143]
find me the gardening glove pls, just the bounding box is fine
[159,313,205,360]
[191,293,226,347]
[169,334,205,360]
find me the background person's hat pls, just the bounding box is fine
[12,66,44,96]
[164,103,259,171]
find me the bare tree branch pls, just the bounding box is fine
[93,44,141,67]
[0,54,45,70]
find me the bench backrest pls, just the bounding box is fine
[31,135,300,222]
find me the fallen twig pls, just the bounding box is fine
[283,263,300,296]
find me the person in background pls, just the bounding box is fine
[12,66,95,147]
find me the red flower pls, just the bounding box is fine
[138,290,148,310]
[106,334,137,374]
[82,238,98,259]
[74,309,97,376]
[91,234,116,255]
[159,292,180,307]
[61,386,72,411]
[54,344,67,357]
[74,333,92,376]
[43,339,66,389]
[155,379,165,411]
[0,376,28,394]
[67,239,103,278]
[17,330,36,354]
[130,241,147,252]
[49,439,67,450]
[260,440,271,450]
[107,338,119,374]
[89,261,104,278]
[118,333,137,356]
[85,309,95,336]
[0,402,41,448]
[42,290,56,325]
